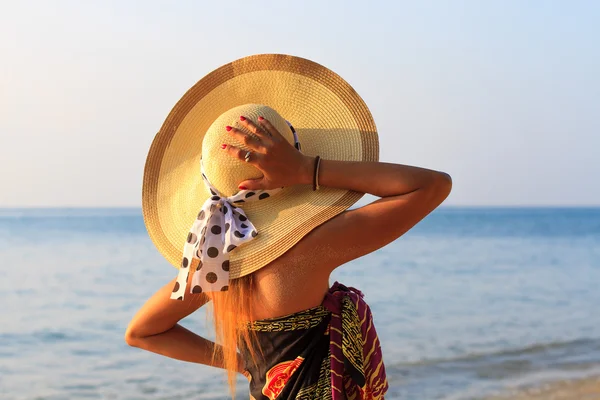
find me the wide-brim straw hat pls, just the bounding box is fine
[143,54,378,279]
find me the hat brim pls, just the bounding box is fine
[143,54,378,278]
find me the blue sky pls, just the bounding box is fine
[1,0,598,207]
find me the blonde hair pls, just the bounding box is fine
[210,274,260,397]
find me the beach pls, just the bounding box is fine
[487,376,600,400]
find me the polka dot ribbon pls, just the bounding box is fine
[171,122,301,299]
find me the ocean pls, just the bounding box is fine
[1,207,599,399]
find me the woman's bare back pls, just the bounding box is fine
[247,246,332,321]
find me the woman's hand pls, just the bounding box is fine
[222,116,314,190]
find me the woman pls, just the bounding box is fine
[125,54,451,399]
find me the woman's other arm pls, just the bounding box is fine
[124,279,245,373]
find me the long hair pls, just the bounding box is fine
[210,274,259,397]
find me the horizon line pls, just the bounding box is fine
[1,205,599,209]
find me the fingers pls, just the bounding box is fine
[221,144,269,191]
[226,126,266,152]
[256,117,283,141]
[237,178,266,191]
[238,116,271,140]
[222,144,262,166]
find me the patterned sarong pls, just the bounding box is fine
[241,282,388,399]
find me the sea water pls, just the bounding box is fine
[1,207,599,399]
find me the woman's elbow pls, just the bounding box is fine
[427,171,452,203]
[437,171,452,196]
[124,324,142,347]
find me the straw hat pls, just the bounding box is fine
[143,54,378,281]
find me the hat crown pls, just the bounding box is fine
[201,104,295,197]
[143,54,376,278]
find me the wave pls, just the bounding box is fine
[391,337,600,370]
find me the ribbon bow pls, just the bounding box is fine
[170,168,280,300]
[171,121,301,300]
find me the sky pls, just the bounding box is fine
[0,0,598,207]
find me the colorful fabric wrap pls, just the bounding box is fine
[171,122,301,299]
[242,282,388,399]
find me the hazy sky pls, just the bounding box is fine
[1,1,598,207]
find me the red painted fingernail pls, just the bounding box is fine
[258,116,264,121]
[239,185,247,190]
[225,126,232,131]
[239,116,246,121]
[220,144,227,149]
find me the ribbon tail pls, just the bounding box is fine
[171,216,207,301]
[194,209,232,292]
[224,205,258,255]
[170,241,196,300]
